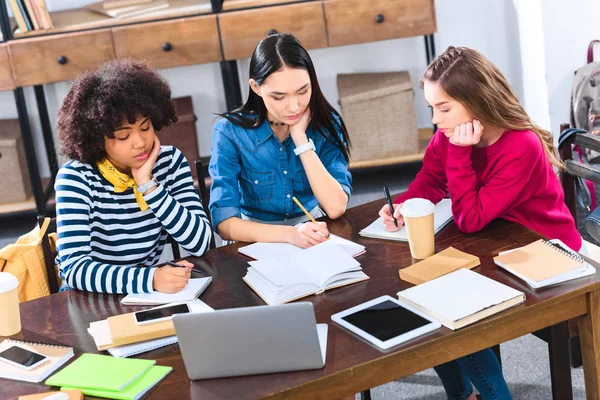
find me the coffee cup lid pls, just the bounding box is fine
[401,198,435,218]
[0,272,18,293]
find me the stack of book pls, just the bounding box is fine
[87,300,213,355]
[7,0,53,33]
[45,354,172,400]
[86,0,170,19]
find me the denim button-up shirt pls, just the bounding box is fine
[209,117,352,229]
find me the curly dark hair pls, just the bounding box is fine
[57,59,177,164]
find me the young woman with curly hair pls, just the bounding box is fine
[55,59,212,294]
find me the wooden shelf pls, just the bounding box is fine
[13,0,212,38]
[222,0,301,11]
[348,128,433,170]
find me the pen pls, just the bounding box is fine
[165,261,205,276]
[292,196,330,239]
[383,185,398,228]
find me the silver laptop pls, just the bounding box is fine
[173,302,328,380]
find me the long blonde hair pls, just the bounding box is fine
[422,46,562,168]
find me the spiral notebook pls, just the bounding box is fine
[494,239,596,289]
[0,339,74,383]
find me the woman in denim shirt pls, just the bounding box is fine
[209,34,352,247]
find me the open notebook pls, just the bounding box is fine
[0,339,74,383]
[360,198,453,241]
[238,234,366,259]
[243,241,369,305]
[397,268,525,330]
[494,239,596,289]
[121,277,212,306]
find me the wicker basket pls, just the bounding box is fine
[337,71,419,164]
[0,119,32,204]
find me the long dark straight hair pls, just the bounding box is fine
[219,34,351,162]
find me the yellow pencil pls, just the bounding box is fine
[292,196,330,239]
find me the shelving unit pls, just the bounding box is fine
[0,0,437,220]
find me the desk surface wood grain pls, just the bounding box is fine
[4,197,600,400]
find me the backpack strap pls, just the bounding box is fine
[558,127,589,150]
[588,40,600,64]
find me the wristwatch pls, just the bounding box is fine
[293,139,316,156]
[137,176,159,194]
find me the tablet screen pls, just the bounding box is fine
[341,300,432,341]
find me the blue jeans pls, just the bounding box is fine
[433,348,512,400]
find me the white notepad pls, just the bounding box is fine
[360,198,453,241]
[243,241,369,305]
[238,234,366,260]
[121,277,212,305]
[397,268,525,330]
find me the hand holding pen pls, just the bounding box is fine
[289,196,330,248]
[378,186,404,232]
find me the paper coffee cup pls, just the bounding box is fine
[401,198,435,259]
[0,272,21,336]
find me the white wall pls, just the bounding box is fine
[541,0,600,133]
[2,0,530,177]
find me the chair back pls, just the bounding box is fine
[194,159,216,249]
[37,216,60,294]
[559,122,600,218]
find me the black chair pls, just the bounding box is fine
[557,121,600,370]
[194,159,216,249]
[37,216,60,294]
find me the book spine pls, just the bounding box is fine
[35,0,53,29]
[7,0,30,33]
[22,0,40,30]
[17,0,33,31]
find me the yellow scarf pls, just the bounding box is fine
[97,158,149,211]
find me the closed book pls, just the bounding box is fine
[397,268,525,330]
[0,339,74,383]
[360,198,453,241]
[18,390,82,400]
[45,354,155,391]
[121,277,212,306]
[239,233,366,260]
[32,0,53,29]
[494,238,595,289]
[86,1,169,18]
[102,0,152,9]
[243,241,369,305]
[399,247,480,285]
[62,366,172,400]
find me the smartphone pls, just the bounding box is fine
[0,345,49,370]
[134,303,191,325]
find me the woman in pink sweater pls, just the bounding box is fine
[380,46,580,399]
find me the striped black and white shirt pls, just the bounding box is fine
[55,146,212,294]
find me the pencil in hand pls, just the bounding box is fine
[292,196,330,239]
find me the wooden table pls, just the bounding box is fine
[4,198,600,400]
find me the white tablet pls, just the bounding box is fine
[331,295,441,350]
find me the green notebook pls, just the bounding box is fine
[62,366,172,400]
[45,353,155,391]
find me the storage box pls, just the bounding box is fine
[337,71,419,164]
[0,119,32,204]
[157,96,200,180]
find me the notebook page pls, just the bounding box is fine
[290,241,361,288]
[360,199,453,241]
[249,258,315,287]
[121,277,212,305]
[239,234,365,260]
